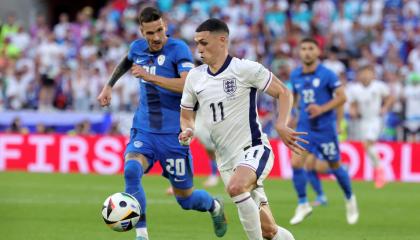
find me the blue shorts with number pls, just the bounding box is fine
[297,126,341,162]
[124,128,194,189]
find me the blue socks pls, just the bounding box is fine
[124,160,147,228]
[292,168,308,204]
[210,159,218,176]
[307,170,325,198]
[331,166,353,200]
[176,189,214,212]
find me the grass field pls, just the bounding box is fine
[0,172,419,240]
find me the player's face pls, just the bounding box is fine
[194,31,225,65]
[299,42,320,66]
[358,69,375,86]
[140,18,167,52]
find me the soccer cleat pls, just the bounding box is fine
[211,198,227,237]
[311,195,328,207]
[289,202,313,225]
[345,195,359,225]
[276,226,295,240]
[204,175,219,187]
[374,167,386,189]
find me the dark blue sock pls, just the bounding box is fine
[332,166,352,200]
[176,189,214,212]
[210,160,218,175]
[292,168,308,204]
[124,160,147,228]
[307,170,324,197]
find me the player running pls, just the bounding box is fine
[289,38,359,225]
[97,8,226,240]
[179,18,301,240]
[348,65,394,188]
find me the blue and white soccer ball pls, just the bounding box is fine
[101,192,141,232]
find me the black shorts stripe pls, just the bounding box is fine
[249,88,262,146]
[255,146,271,179]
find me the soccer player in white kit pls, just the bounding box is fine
[348,65,394,188]
[179,18,307,240]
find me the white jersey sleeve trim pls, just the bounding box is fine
[180,104,195,110]
[262,72,273,92]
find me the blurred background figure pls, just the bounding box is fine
[6,117,28,134]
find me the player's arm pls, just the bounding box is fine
[178,71,197,145]
[97,54,132,107]
[336,104,344,133]
[265,75,308,154]
[381,92,395,116]
[131,66,188,93]
[306,85,347,119]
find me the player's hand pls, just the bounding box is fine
[275,125,308,155]
[131,65,151,81]
[178,128,194,146]
[306,104,325,119]
[97,85,112,107]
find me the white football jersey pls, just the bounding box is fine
[348,80,390,120]
[181,56,272,171]
[404,84,420,119]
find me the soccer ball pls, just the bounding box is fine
[101,192,141,232]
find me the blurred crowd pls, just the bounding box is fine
[1,0,420,141]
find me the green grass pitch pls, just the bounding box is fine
[0,172,419,240]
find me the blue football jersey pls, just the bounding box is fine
[291,64,341,131]
[128,37,194,133]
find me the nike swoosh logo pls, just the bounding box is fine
[135,59,147,65]
[196,89,205,95]
[174,178,186,182]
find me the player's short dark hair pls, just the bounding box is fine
[357,64,374,73]
[138,7,162,24]
[300,37,319,46]
[196,18,229,35]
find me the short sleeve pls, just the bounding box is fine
[327,70,341,90]
[127,41,136,62]
[180,71,197,110]
[241,59,272,92]
[174,41,194,74]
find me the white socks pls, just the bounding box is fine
[211,199,221,216]
[270,226,295,240]
[367,145,379,167]
[136,227,149,239]
[232,192,263,240]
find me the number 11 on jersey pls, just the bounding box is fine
[210,102,225,122]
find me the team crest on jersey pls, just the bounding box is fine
[157,55,165,65]
[223,78,237,95]
[313,78,320,87]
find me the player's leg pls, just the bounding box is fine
[361,118,385,188]
[259,205,294,240]
[305,154,327,206]
[123,129,156,240]
[319,134,359,224]
[204,148,219,187]
[363,140,385,188]
[159,134,227,237]
[227,145,279,240]
[290,150,313,225]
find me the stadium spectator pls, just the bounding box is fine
[6,117,29,134]
[1,0,419,140]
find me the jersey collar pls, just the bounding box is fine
[207,55,233,76]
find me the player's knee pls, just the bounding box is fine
[176,195,193,210]
[328,161,340,170]
[227,182,246,197]
[124,160,142,180]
